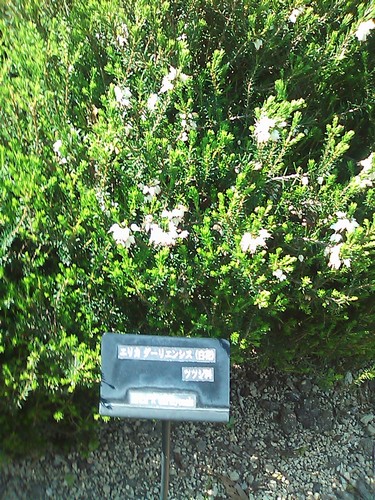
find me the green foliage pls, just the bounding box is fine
[0,0,374,452]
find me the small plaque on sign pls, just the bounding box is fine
[182,366,214,382]
[128,390,197,408]
[100,333,230,422]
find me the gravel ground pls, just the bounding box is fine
[1,365,374,499]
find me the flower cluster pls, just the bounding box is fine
[178,112,197,142]
[148,206,188,247]
[325,212,359,269]
[240,229,272,254]
[329,212,359,243]
[273,269,287,282]
[109,202,188,249]
[114,85,132,108]
[353,153,374,188]
[108,223,135,248]
[253,116,280,143]
[139,180,161,202]
[53,139,67,164]
[159,66,189,94]
[355,20,375,42]
[116,23,129,47]
[147,93,159,112]
[289,8,303,23]
[325,244,351,270]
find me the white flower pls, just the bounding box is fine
[114,85,132,107]
[53,139,62,154]
[159,66,190,93]
[358,152,374,172]
[258,229,271,240]
[178,112,197,142]
[254,39,263,50]
[149,223,175,247]
[254,116,278,143]
[167,66,178,81]
[354,153,375,188]
[269,129,280,141]
[301,175,309,186]
[273,269,287,281]
[147,93,159,111]
[161,205,187,225]
[109,224,135,248]
[330,233,343,243]
[160,78,174,93]
[330,214,359,234]
[240,229,271,254]
[325,244,342,270]
[289,8,303,23]
[160,66,178,93]
[149,222,187,247]
[143,214,154,232]
[180,72,189,83]
[116,24,129,47]
[180,112,197,131]
[343,258,351,268]
[355,20,375,42]
[317,176,324,185]
[298,254,304,262]
[141,181,161,202]
[130,223,141,232]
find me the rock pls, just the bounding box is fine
[279,404,298,435]
[344,372,353,385]
[229,470,240,481]
[354,478,374,500]
[358,437,374,454]
[265,463,274,474]
[325,456,341,469]
[249,383,257,397]
[197,439,206,453]
[103,485,111,496]
[318,408,335,432]
[336,492,355,500]
[53,455,66,467]
[366,423,375,436]
[295,399,321,429]
[28,482,45,498]
[298,379,313,394]
[360,414,374,425]
[285,390,302,403]
[259,398,281,412]
[1,480,20,500]
[312,482,322,493]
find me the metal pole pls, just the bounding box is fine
[160,420,171,500]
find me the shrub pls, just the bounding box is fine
[0,0,374,451]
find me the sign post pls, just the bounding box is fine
[99,333,230,498]
[160,420,171,500]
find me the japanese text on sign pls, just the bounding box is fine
[118,345,216,363]
[128,390,197,408]
[182,366,214,382]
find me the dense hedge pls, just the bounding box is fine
[1,0,374,452]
